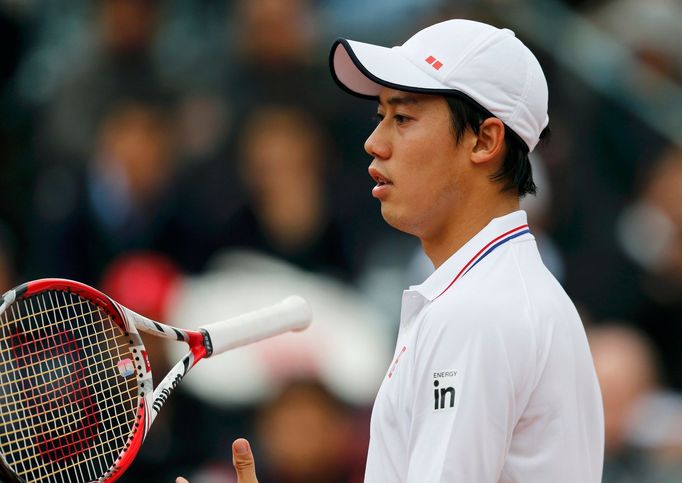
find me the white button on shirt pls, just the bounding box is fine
[364,211,604,483]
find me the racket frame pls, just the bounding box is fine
[0,277,311,482]
[0,278,212,482]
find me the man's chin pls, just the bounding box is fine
[381,207,417,236]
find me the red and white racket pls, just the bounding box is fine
[0,278,311,482]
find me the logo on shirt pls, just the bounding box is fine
[433,370,458,410]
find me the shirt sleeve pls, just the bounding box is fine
[404,306,535,482]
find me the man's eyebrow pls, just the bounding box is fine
[380,94,422,107]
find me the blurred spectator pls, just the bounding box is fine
[254,378,365,483]
[207,106,353,280]
[590,323,682,482]
[27,99,180,284]
[222,0,389,276]
[616,148,682,389]
[629,392,682,479]
[34,0,170,163]
[589,0,682,83]
[178,378,369,483]
[590,324,659,458]
[226,0,324,115]
[618,148,682,277]
[165,0,369,275]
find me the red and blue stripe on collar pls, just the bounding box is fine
[435,224,530,299]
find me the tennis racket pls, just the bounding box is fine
[0,278,312,482]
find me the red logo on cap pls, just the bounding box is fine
[425,55,443,70]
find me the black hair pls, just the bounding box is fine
[444,96,548,198]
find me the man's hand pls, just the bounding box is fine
[175,438,258,483]
[231,438,258,482]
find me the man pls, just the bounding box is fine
[179,18,604,483]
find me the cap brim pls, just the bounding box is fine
[330,38,447,99]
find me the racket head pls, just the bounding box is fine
[0,279,153,482]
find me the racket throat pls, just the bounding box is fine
[200,328,214,357]
[152,373,183,414]
[149,354,193,421]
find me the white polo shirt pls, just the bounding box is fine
[364,210,604,483]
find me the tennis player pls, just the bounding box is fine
[179,18,604,483]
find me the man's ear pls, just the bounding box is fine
[471,118,506,165]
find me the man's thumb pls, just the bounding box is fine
[232,438,258,483]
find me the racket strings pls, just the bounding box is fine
[0,329,131,395]
[0,290,140,483]
[17,412,139,483]
[0,363,137,432]
[10,325,99,466]
[0,299,103,345]
[0,305,105,358]
[26,411,141,483]
[2,391,138,452]
[8,400,139,467]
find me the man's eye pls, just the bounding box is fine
[394,114,409,124]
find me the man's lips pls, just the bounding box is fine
[368,166,392,186]
[368,166,392,199]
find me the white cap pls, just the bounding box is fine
[330,19,549,152]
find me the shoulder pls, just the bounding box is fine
[452,238,577,325]
[417,238,578,357]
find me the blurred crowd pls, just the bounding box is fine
[0,0,681,481]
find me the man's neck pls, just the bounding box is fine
[422,197,520,269]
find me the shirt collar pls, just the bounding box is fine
[411,210,532,301]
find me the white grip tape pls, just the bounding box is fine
[199,296,312,357]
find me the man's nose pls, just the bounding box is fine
[364,124,390,160]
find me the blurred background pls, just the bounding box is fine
[0,0,681,481]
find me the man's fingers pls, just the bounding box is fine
[232,438,259,483]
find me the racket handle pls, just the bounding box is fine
[200,296,312,356]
